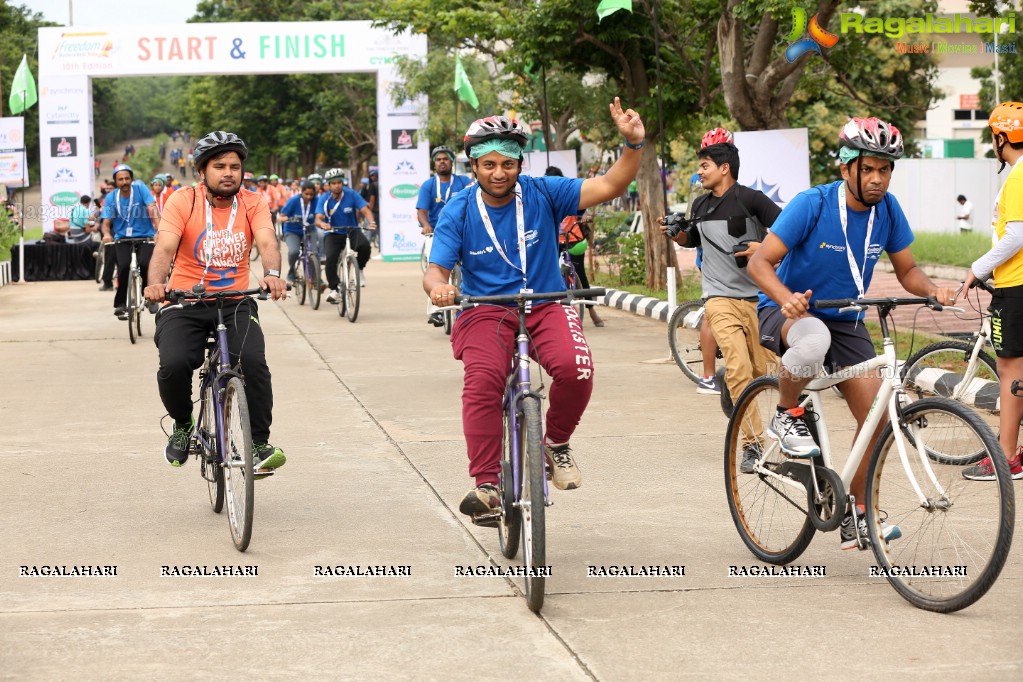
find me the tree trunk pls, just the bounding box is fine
[638,144,668,290]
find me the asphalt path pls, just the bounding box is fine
[1,260,1021,680]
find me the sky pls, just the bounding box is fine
[28,0,200,26]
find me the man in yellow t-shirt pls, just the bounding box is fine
[961,102,1023,481]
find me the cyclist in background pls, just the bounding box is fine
[144,130,287,471]
[424,99,645,518]
[418,145,473,327]
[316,168,376,301]
[100,164,159,321]
[748,117,956,548]
[280,181,319,283]
[960,102,1023,481]
[241,171,257,192]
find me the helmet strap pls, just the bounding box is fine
[847,157,882,207]
[995,134,1008,174]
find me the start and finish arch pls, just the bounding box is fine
[37,21,428,261]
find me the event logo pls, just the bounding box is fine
[51,137,77,157]
[0,129,24,147]
[45,106,80,126]
[389,183,419,200]
[393,159,417,176]
[51,31,116,60]
[50,191,80,207]
[52,167,76,184]
[785,8,840,62]
[391,231,419,250]
[391,129,416,150]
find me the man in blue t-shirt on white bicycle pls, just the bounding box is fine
[424,99,645,520]
[748,117,956,550]
[100,164,159,321]
[315,168,375,301]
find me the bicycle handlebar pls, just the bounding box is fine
[814,296,942,312]
[114,237,154,244]
[454,288,606,308]
[968,278,996,295]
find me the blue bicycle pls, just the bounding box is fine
[453,287,605,612]
[161,285,277,552]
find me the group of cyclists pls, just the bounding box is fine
[79,94,1023,557]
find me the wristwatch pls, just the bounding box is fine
[624,139,646,150]
[266,269,281,278]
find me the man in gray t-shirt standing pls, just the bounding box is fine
[662,142,780,439]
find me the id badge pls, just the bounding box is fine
[125,226,133,237]
[521,287,533,314]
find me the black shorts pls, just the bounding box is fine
[990,284,1023,358]
[758,306,875,370]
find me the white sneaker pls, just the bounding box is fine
[360,269,367,287]
[767,407,820,458]
[544,442,581,490]
[326,290,339,304]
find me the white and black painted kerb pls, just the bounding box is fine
[603,289,672,322]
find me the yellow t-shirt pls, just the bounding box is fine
[993,161,1023,288]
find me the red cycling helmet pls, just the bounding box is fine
[701,127,734,148]
[839,117,904,159]
[463,116,529,158]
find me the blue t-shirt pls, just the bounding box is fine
[279,194,317,236]
[430,175,583,298]
[315,189,366,231]
[759,181,915,321]
[416,174,472,228]
[100,180,156,239]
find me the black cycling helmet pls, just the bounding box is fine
[431,145,455,161]
[192,131,248,172]
[257,174,269,182]
[463,116,529,158]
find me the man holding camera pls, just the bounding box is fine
[662,139,780,471]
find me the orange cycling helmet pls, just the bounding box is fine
[701,127,733,148]
[989,102,1023,144]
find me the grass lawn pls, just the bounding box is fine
[882,230,992,268]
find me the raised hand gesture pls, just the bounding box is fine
[609,97,646,147]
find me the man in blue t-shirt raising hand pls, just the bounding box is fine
[424,98,645,522]
[748,117,957,550]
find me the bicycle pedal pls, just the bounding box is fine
[471,511,500,527]
[253,469,276,480]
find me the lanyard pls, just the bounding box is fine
[300,198,312,225]
[114,185,134,220]
[324,194,342,220]
[476,183,526,287]
[837,182,875,300]
[435,176,454,204]
[201,194,239,285]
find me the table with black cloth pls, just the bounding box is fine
[10,241,97,281]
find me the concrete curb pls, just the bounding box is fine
[0,260,11,288]
[602,288,673,322]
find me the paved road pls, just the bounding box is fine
[1,262,1021,680]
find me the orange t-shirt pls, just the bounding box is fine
[159,187,274,291]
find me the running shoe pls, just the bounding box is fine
[545,442,582,490]
[458,484,500,516]
[253,443,286,471]
[962,448,1023,481]
[165,416,194,467]
[767,407,820,458]
[739,442,762,474]
[840,505,901,550]
[696,375,721,395]
[428,312,445,327]
[326,290,340,304]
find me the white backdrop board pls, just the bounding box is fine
[886,158,1002,235]
[36,22,427,260]
[521,150,579,178]
[0,118,27,188]
[733,128,811,207]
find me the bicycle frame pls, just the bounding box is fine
[505,307,550,507]
[196,321,233,473]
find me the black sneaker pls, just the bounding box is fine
[739,443,762,474]
[165,417,194,467]
[113,306,127,317]
[99,284,114,291]
[428,311,445,327]
[253,443,286,471]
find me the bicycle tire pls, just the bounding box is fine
[866,397,1013,613]
[134,274,143,340]
[902,340,999,412]
[223,377,254,552]
[94,245,104,283]
[296,269,307,306]
[724,375,816,564]
[128,270,139,345]
[336,260,347,318]
[498,406,521,560]
[420,235,431,274]
[344,255,361,323]
[520,396,546,612]
[200,383,224,513]
[309,254,322,310]
[249,243,259,262]
[668,300,718,384]
[445,264,462,336]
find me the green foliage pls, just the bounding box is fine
[0,208,20,261]
[129,136,169,184]
[93,78,188,151]
[906,231,995,268]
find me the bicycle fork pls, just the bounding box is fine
[509,326,552,509]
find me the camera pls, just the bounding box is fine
[662,212,689,238]
[731,243,749,268]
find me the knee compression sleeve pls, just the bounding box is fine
[782,317,830,378]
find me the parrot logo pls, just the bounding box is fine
[785,8,840,62]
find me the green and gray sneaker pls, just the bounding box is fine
[165,416,194,467]
[253,443,286,472]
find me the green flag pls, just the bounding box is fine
[9,54,37,115]
[597,0,633,22]
[454,55,479,110]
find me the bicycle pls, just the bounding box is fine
[290,224,322,310]
[558,248,587,324]
[334,228,363,323]
[448,286,606,613]
[724,296,1013,613]
[117,237,154,344]
[160,285,277,552]
[421,233,432,274]
[667,300,724,383]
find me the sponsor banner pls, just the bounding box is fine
[38,22,427,77]
[391,128,417,150]
[733,128,810,208]
[0,117,26,186]
[50,136,77,157]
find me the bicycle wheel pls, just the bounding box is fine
[520,396,546,612]
[308,254,322,310]
[498,405,521,560]
[296,269,306,306]
[445,264,461,336]
[724,375,816,564]
[223,377,254,552]
[199,383,224,513]
[668,300,718,384]
[336,260,347,318]
[249,242,259,262]
[127,270,139,345]
[420,235,431,273]
[133,274,143,340]
[902,341,999,412]
[344,255,361,323]
[866,397,1013,613]
[94,244,104,282]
